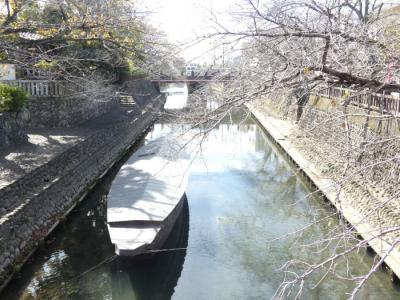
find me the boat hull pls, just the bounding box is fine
[114,193,187,257]
[106,136,191,256]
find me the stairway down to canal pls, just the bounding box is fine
[1,109,400,300]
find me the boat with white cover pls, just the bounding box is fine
[107,136,191,256]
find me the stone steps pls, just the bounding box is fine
[118,93,138,108]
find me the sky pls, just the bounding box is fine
[140,0,400,64]
[140,0,240,63]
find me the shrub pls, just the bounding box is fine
[0,83,28,112]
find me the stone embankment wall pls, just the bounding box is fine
[0,92,164,290]
[27,93,118,128]
[26,79,158,128]
[0,110,29,149]
[247,91,400,279]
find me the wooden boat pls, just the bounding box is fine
[107,136,191,256]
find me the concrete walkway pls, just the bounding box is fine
[0,108,129,189]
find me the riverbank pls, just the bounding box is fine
[0,89,164,292]
[246,99,400,283]
[2,96,399,299]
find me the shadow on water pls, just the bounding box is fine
[0,131,189,300]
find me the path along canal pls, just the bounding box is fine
[1,108,400,299]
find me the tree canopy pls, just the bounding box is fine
[0,0,183,83]
[211,0,400,100]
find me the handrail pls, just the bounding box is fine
[313,86,400,114]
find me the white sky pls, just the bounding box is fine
[140,0,400,64]
[140,0,240,63]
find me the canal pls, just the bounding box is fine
[1,94,400,299]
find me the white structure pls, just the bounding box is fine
[185,63,200,76]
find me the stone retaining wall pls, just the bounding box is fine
[248,92,400,280]
[26,79,160,128]
[0,111,29,149]
[0,96,164,290]
[256,92,400,194]
[27,93,118,128]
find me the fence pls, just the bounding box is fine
[0,80,89,97]
[313,86,400,114]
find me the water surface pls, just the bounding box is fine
[1,104,399,299]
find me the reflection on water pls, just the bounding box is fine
[161,83,188,110]
[0,142,189,300]
[2,109,400,299]
[160,82,225,110]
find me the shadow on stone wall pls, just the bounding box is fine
[0,110,29,149]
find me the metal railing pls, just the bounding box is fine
[313,86,400,114]
[0,80,88,97]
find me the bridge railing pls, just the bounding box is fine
[313,86,400,114]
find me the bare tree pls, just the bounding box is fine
[173,1,400,298]
[0,0,183,92]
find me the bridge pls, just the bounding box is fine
[150,79,233,84]
[151,76,233,94]
[151,66,234,84]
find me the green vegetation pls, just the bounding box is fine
[0,83,27,112]
[0,0,187,92]
[0,0,183,84]
[115,59,147,83]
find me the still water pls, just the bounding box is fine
[161,83,188,109]
[1,94,400,299]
